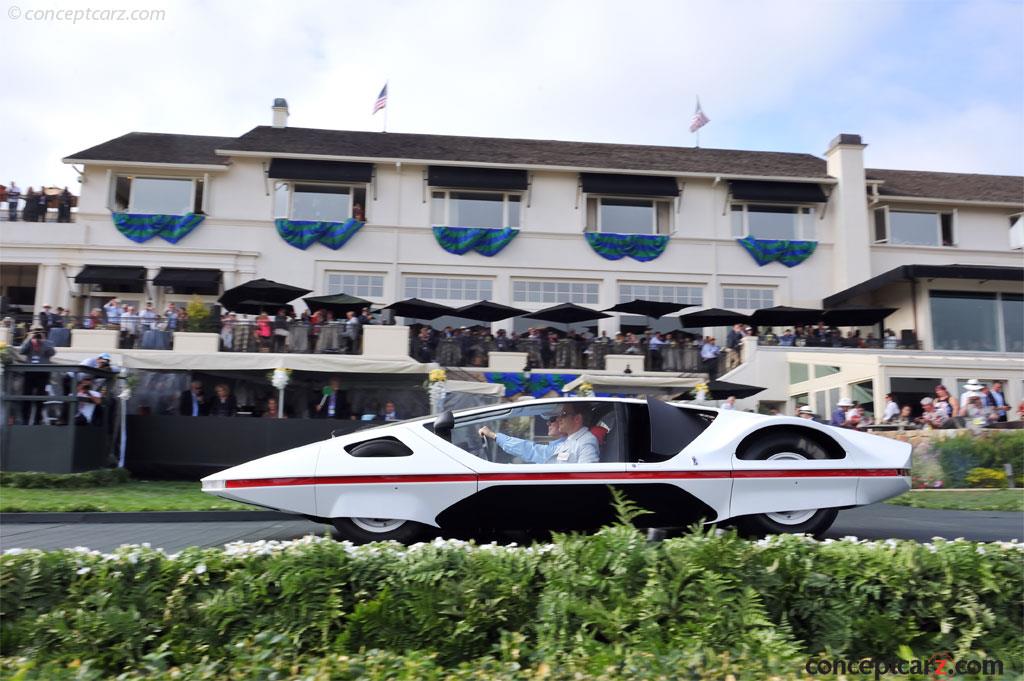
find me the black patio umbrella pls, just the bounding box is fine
[523,302,612,325]
[750,305,824,327]
[382,298,456,320]
[223,299,295,315]
[219,278,311,308]
[822,305,898,327]
[303,293,373,317]
[603,299,694,319]
[672,380,766,401]
[679,308,751,327]
[453,300,529,322]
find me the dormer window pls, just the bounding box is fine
[586,197,671,234]
[112,176,204,215]
[873,207,955,246]
[730,203,816,240]
[268,158,373,223]
[275,182,366,222]
[430,190,521,228]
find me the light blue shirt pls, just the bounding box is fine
[495,434,566,464]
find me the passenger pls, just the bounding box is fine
[479,415,565,463]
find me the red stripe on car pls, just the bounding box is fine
[223,468,908,488]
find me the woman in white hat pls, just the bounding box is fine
[959,379,986,409]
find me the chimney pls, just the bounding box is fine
[272,98,289,128]
[824,133,870,291]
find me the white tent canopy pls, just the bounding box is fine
[562,374,701,393]
[446,380,505,396]
[53,349,434,374]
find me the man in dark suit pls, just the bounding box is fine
[313,376,351,419]
[179,380,209,416]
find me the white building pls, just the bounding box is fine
[2,99,1022,414]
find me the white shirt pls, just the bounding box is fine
[882,400,900,422]
[76,389,101,422]
[551,427,599,464]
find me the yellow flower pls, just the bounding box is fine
[429,369,447,383]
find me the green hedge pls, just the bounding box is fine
[2,527,1021,679]
[0,468,131,489]
[936,432,1024,488]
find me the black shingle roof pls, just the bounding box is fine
[866,168,1023,204]
[62,128,1024,204]
[221,126,831,179]
[65,132,234,166]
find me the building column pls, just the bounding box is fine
[34,265,62,314]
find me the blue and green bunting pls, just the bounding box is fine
[584,232,669,262]
[112,213,205,244]
[274,218,365,250]
[737,235,817,267]
[484,372,579,399]
[433,226,519,257]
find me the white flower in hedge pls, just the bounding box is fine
[976,546,986,555]
[194,563,207,575]
[76,567,91,575]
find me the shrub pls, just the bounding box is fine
[1,530,1021,678]
[965,468,1009,489]
[183,295,213,333]
[0,468,130,489]
[935,432,1024,487]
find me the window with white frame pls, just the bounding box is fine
[325,273,384,299]
[730,203,816,240]
[275,182,367,222]
[618,283,703,306]
[430,191,520,229]
[585,197,671,234]
[1009,214,1023,250]
[722,286,775,310]
[403,276,494,302]
[112,176,204,215]
[513,279,600,305]
[873,207,955,246]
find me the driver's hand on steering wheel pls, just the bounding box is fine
[478,426,496,440]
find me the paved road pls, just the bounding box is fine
[1,504,1021,553]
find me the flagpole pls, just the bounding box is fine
[383,94,388,133]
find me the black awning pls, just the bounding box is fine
[153,268,222,295]
[580,173,679,197]
[427,166,528,191]
[729,180,828,203]
[75,265,147,292]
[268,158,373,183]
[823,264,1024,307]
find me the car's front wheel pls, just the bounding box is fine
[735,434,838,537]
[332,517,431,544]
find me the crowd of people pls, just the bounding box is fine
[3,181,75,222]
[790,379,1018,431]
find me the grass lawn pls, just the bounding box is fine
[0,481,255,513]
[885,489,1024,512]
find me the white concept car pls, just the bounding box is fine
[201,397,911,543]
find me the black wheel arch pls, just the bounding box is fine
[735,425,846,461]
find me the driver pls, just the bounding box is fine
[480,402,599,464]
[479,415,565,463]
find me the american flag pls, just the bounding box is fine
[372,83,388,115]
[689,98,710,133]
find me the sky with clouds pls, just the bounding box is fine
[2,0,1022,191]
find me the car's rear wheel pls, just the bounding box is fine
[735,435,838,537]
[332,517,430,544]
